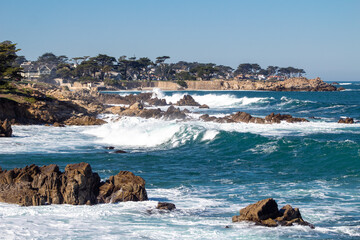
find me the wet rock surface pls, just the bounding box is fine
[338,117,354,124]
[0,163,148,206]
[232,198,314,228]
[157,202,176,211]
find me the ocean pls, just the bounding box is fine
[0,82,359,239]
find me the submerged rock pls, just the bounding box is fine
[0,119,12,137]
[199,104,210,109]
[0,163,148,206]
[232,198,314,228]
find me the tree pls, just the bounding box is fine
[234,63,253,76]
[137,57,153,81]
[0,41,22,82]
[13,56,27,67]
[190,64,219,80]
[155,56,170,80]
[266,66,279,76]
[91,54,116,80]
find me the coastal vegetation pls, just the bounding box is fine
[1,40,306,86]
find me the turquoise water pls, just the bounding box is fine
[0,82,359,239]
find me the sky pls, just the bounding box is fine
[0,0,359,81]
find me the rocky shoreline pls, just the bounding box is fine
[113,77,340,92]
[0,81,355,137]
[0,162,314,228]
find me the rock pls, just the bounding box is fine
[157,202,176,211]
[97,171,148,203]
[265,113,308,123]
[232,198,314,228]
[147,98,168,106]
[0,162,100,206]
[163,106,187,120]
[129,101,144,110]
[53,122,65,127]
[105,146,115,149]
[64,116,106,126]
[175,95,200,106]
[0,163,148,206]
[199,104,210,109]
[337,87,345,91]
[0,119,12,137]
[338,117,354,124]
[332,82,339,85]
[230,112,253,123]
[114,150,127,154]
[138,108,162,119]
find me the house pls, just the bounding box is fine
[20,62,57,80]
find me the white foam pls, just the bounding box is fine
[83,116,360,150]
[158,91,272,108]
[339,83,352,85]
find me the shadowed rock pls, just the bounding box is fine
[232,198,314,228]
[157,202,176,211]
[0,119,12,137]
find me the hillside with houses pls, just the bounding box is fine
[17,51,307,90]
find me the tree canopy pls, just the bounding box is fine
[0,41,22,82]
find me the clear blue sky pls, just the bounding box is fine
[1,0,359,81]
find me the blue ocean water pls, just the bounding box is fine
[0,82,359,239]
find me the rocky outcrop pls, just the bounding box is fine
[264,113,309,123]
[199,104,210,109]
[338,117,354,124]
[157,202,176,211]
[0,119,12,137]
[64,116,106,126]
[175,95,200,106]
[232,198,314,228]
[0,163,148,206]
[97,171,148,203]
[200,112,308,124]
[113,104,187,120]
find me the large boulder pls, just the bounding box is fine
[232,198,314,228]
[0,163,100,206]
[0,163,148,206]
[0,119,12,137]
[175,95,200,106]
[97,171,148,203]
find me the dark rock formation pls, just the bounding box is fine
[338,117,354,124]
[337,87,345,91]
[199,104,210,109]
[175,95,200,106]
[0,163,100,206]
[157,202,176,211]
[163,106,187,120]
[265,113,309,123]
[0,163,148,206]
[232,198,314,228]
[200,112,308,124]
[332,82,339,85]
[147,97,168,106]
[97,171,148,203]
[0,119,12,137]
[114,150,127,154]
